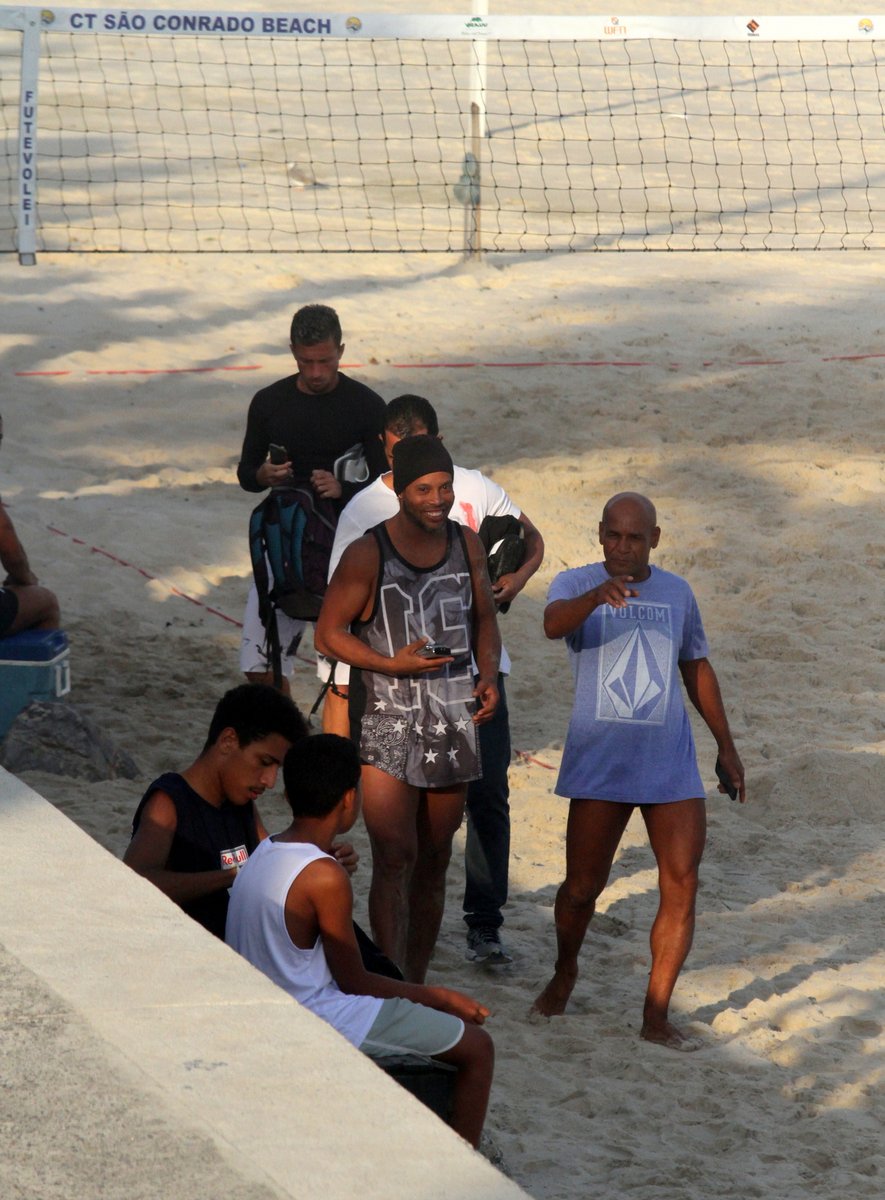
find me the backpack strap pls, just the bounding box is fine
[308,662,349,725]
[248,493,284,688]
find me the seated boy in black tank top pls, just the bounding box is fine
[125,684,341,939]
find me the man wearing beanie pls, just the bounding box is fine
[316,435,501,983]
[322,394,545,969]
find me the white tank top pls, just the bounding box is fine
[226,837,382,1047]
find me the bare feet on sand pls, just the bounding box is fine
[531,969,577,1017]
[640,1017,702,1051]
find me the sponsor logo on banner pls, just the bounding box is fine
[346,17,362,33]
[40,9,55,25]
[462,15,488,35]
[746,19,760,36]
[858,18,874,34]
[604,17,627,37]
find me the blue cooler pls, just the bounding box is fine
[0,629,71,739]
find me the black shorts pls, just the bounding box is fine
[0,587,19,636]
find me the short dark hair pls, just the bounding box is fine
[289,304,342,348]
[385,394,439,439]
[203,684,307,753]
[283,734,361,818]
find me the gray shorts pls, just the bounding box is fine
[359,997,463,1059]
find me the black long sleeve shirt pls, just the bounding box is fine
[236,372,387,504]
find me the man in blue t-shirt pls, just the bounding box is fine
[532,492,744,1048]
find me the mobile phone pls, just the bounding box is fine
[269,443,288,465]
[715,756,738,801]
[420,643,451,658]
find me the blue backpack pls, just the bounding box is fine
[248,486,337,684]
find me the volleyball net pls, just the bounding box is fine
[2,9,885,260]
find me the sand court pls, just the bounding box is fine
[1,5,883,1194]
[0,238,881,1197]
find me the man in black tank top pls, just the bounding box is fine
[125,685,328,939]
[316,436,502,983]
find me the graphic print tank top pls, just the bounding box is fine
[349,521,481,788]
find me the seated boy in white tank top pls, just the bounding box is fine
[226,734,495,1149]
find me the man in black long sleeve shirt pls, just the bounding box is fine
[237,304,386,689]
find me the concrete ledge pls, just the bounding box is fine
[0,768,528,1200]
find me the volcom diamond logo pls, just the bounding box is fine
[603,626,665,720]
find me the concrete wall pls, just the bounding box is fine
[0,767,529,1200]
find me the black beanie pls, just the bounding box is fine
[392,435,454,495]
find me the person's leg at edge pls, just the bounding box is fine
[532,798,633,1017]
[434,1023,495,1149]
[360,765,420,971]
[239,585,299,695]
[6,585,60,632]
[322,683,350,736]
[405,785,466,982]
[639,796,706,1048]
[463,674,511,958]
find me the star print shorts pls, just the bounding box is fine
[359,706,481,790]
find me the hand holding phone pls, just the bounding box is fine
[419,643,451,658]
[269,443,288,465]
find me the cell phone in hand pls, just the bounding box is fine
[419,643,451,658]
[269,443,288,465]
[715,756,738,801]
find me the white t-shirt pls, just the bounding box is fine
[327,465,520,676]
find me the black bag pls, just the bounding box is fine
[354,921,403,980]
[477,514,525,613]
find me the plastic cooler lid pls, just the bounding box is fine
[0,629,69,661]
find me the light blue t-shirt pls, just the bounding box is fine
[549,563,708,804]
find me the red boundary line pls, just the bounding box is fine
[47,524,244,630]
[11,352,885,378]
[14,365,263,378]
[515,750,557,771]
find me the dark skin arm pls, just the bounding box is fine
[462,526,501,725]
[288,858,490,1024]
[123,791,237,903]
[491,511,544,609]
[679,657,746,803]
[0,504,38,586]
[543,573,638,639]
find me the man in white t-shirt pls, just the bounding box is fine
[318,395,544,967]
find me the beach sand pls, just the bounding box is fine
[2,243,882,1199]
